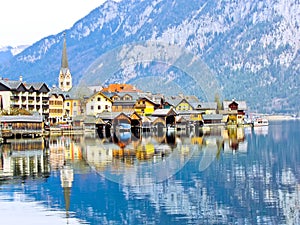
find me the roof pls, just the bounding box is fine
[0,115,43,123]
[202,114,224,120]
[164,96,182,107]
[97,112,122,120]
[61,34,69,69]
[101,83,141,93]
[164,95,200,107]
[87,91,113,102]
[176,110,205,115]
[191,102,217,110]
[0,79,50,93]
[223,100,247,110]
[152,108,178,117]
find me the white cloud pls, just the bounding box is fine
[0,0,107,47]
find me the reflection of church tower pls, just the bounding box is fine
[60,164,74,218]
[58,33,72,92]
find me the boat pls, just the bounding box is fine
[253,117,269,127]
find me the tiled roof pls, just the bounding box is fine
[101,83,141,93]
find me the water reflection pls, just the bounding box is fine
[0,121,299,225]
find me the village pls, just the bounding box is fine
[0,36,251,141]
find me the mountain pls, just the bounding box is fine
[0,0,299,113]
[0,45,28,64]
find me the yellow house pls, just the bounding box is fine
[64,98,81,121]
[134,97,160,116]
[49,93,65,125]
[86,92,112,116]
[175,99,193,111]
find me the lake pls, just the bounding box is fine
[0,120,299,225]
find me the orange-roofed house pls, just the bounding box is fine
[101,84,141,93]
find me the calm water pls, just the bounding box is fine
[0,120,299,225]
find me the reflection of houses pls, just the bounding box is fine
[48,136,82,170]
[83,139,114,171]
[0,138,49,178]
[222,127,246,152]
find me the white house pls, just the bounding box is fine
[85,92,112,116]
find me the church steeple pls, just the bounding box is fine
[58,33,72,92]
[61,34,69,69]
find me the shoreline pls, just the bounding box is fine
[264,115,299,121]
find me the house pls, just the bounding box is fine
[48,86,65,125]
[107,92,139,113]
[202,114,224,126]
[134,97,160,116]
[151,108,178,128]
[0,77,50,118]
[85,92,113,116]
[221,100,247,125]
[64,91,82,122]
[175,98,194,111]
[191,102,217,114]
[164,94,200,110]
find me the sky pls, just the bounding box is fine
[0,0,107,47]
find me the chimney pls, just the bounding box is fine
[19,75,23,82]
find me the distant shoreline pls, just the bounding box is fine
[265,115,299,121]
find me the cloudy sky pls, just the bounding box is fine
[0,0,106,47]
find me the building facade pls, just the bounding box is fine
[0,77,50,118]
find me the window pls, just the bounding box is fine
[97,97,101,101]
[98,105,101,110]
[74,102,77,106]
[66,102,70,106]
[91,106,94,110]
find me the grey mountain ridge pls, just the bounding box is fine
[0,0,299,113]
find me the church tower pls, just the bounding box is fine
[58,33,72,92]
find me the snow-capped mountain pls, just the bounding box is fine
[0,0,299,113]
[0,45,28,64]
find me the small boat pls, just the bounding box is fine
[253,117,269,127]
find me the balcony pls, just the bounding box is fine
[10,95,19,100]
[135,104,146,109]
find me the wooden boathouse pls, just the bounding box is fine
[0,115,44,140]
